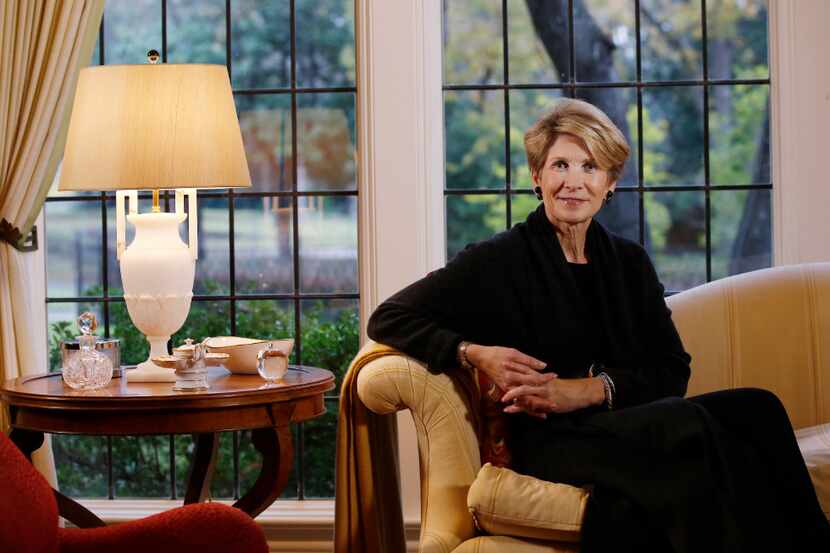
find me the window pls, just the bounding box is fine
[442,0,770,292]
[45,0,356,500]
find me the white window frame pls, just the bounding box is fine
[28,1,827,550]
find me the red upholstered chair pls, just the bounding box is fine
[0,431,268,553]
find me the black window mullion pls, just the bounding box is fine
[502,0,511,229]
[98,10,115,503]
[635,0,645,246]
[288,0,305,501]
[701,0,712,282]
[161,0,168,63]
[567,0,575,86]
[169,434,176,500]
[101,194,110,338]
[233,431,240,500]
[98,12,105,65]
[107,435,114,499]
[225,2,242,502]
[226,0,232,79]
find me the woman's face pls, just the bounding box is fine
[532,134,616,227]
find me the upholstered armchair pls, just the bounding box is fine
[0,430,268,553]
[356,263,830,552]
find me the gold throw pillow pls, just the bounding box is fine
[467,463,588,542]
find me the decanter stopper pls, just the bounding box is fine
[62,312,114,390]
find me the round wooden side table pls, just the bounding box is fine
[1,366,335,528]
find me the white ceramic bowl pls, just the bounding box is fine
[204,336,294,375]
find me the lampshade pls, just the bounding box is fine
[59,63,251,191]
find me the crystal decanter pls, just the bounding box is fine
[62,312,114,390]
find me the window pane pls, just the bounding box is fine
[103,0,162,65]
[91,32,101,66]
[640,0,702,82]
[707,0,768,80]
[642,86,704,186]
[174,434,194,499]
[48,302,105,372]
[507,0,567,85]
[645,191,706,291]
[296,0,355,87]
[574,0,636,82]
[297,92,356,192]
[445,89,505,190]
[113,436,171,498]
[235,299,295,355]
[443,0,503,86]
[193,196,230,295]
[53,435,108,497]
[446,194,506,260]
[299,196,357,293]
[105,198,121,297]
[107,299,151,367]
[210,432,236,499]
[574,87,639,187]
[237,94,294,194]
[234,198,294,294]
[167,0,226,64]
[301,299,359,393]
[711,189,771,279]
[231,0,291,89]
[594,190,641,244]
[510,192,539,227]
[46,201,102,298]
[172,300,231,345]
[303,399,338,498]
[509,88,563,189]
[709,84,770,186]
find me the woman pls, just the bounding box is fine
[367,99,830,552]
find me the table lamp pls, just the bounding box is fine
[58,54,251,382]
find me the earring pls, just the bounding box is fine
[534,186,543,201]
[605,190,614,204]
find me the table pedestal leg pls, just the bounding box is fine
[233,425,294,518]
[9,428,105,528]
[184,432,219,504]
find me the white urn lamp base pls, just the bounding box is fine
[128,361,177,382]
[126,335,177,382]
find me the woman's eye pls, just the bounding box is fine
[583,163,596,173]
[552,161,567,170]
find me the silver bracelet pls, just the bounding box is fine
[457,340,474,370]
[596,372,615,410]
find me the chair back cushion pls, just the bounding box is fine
[667,263,830,429]
[0,432,58,553]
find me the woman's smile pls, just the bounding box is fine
[556,196,588,207]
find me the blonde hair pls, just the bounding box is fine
[523,98,629,182]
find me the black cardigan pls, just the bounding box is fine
[367,204,691,410]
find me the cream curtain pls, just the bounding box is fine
[0,0,105,484]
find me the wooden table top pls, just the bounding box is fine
[0,366,335,412]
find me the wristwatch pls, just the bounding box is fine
[457,340,474,370]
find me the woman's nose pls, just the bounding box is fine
[563,173,582,189]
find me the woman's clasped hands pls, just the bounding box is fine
[466,344,605,419]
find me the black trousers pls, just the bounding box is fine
[511,388,830,553]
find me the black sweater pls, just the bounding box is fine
[367,204,691,410]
